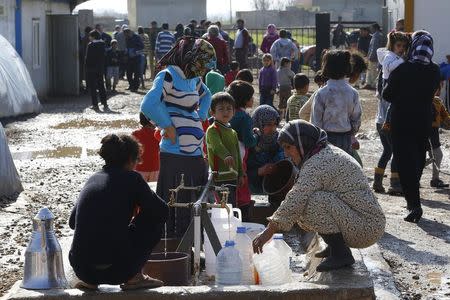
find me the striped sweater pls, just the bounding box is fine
[155,31,175,57]
[140,65,212,156]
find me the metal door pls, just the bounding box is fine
[48,14,79,96]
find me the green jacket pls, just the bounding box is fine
[206,121,243,182]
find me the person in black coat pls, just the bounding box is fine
[69,134,169,290]
[85,30,107,110]
[383,31,441,223]
[124,28,144,92]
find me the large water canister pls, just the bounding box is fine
[235,227,255,285]
[270,233,293,271]
[215,240,242,286]
[252,243,292,286]
[204,205,242,277]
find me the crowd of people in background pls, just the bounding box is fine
[75,16,450,226]
[68,13,450,289]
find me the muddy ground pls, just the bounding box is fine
[1,77,450,299]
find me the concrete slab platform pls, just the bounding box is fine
[3,248,375,300]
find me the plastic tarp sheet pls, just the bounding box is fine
[0,34,41,118]
[0,122,23,198]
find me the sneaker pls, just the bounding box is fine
[91,105,100,111]
[430,179,449,188]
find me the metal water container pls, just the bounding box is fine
[21,207,68,290]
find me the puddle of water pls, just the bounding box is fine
[52,119,138,129]
[12,146,97,160]
[427,271,443,285]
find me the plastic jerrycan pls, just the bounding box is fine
[270,233,293,270]
[215,240,242,286]
[204,204,242,277]
[235,226,256,285]
[252,242,292,286]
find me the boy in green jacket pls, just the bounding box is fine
[206,92,244,207]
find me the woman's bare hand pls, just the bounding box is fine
[252,222,278,254]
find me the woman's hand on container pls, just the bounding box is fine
[164,126,177,144]
[252,222,277,254]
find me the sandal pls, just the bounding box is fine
[120,274,163,290]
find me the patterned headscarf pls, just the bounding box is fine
[157,37,217,79]
[408,31,434,65]
[278,120,328,167]
[252,105,281,153]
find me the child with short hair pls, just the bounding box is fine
[299,71,327,121]
[277,57,295,118]
[373,31,409,193]
[311,50,362,155]
[228,80,257,220]
[259,53,278,107]
[206,92,244,207]
[225,61,240,86]
[106,39,121,92]
[286,73,310,121]
[428,88,450,188]
[236,69,254,84]
[131,112,160,182]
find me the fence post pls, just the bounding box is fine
[315,13,330,71]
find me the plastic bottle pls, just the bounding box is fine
[270,233,293,270]
[215,240,242,286]
[204,205,242,277]
[252,242,292,286]
[234,227,255,285]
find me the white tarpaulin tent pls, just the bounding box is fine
[0,34,41,118]
[0,122,23,198]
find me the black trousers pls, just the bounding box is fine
[127,56,140,90]
[69,216,163,285]
[86,71,107,106]
[235,48,248,69]
[391,130,427,209]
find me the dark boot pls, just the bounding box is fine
[316,233,355,272]
[404,206,423,223]
[387,173,403,196]
[315,246,330,258]
[373,168,385,193]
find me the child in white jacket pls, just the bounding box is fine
[373,31,410,194]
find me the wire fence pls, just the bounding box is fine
[223,22,374,77]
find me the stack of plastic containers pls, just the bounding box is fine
[235,227,256,285]
[204,205,242,277]
[215,240,242,286]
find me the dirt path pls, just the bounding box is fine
[1,81,450,299]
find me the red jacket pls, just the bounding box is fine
[206,36,229,67]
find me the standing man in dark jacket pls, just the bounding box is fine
[383,31,441,224]
[234,19,250,69]
[364,23,385,89]
[357,27,372,56]
[85,30,107,111]
[124,28,144,92]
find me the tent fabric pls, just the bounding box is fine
[0,34,41,118]
[0,122,23,198]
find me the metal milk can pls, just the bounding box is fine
[21,207,68,290]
